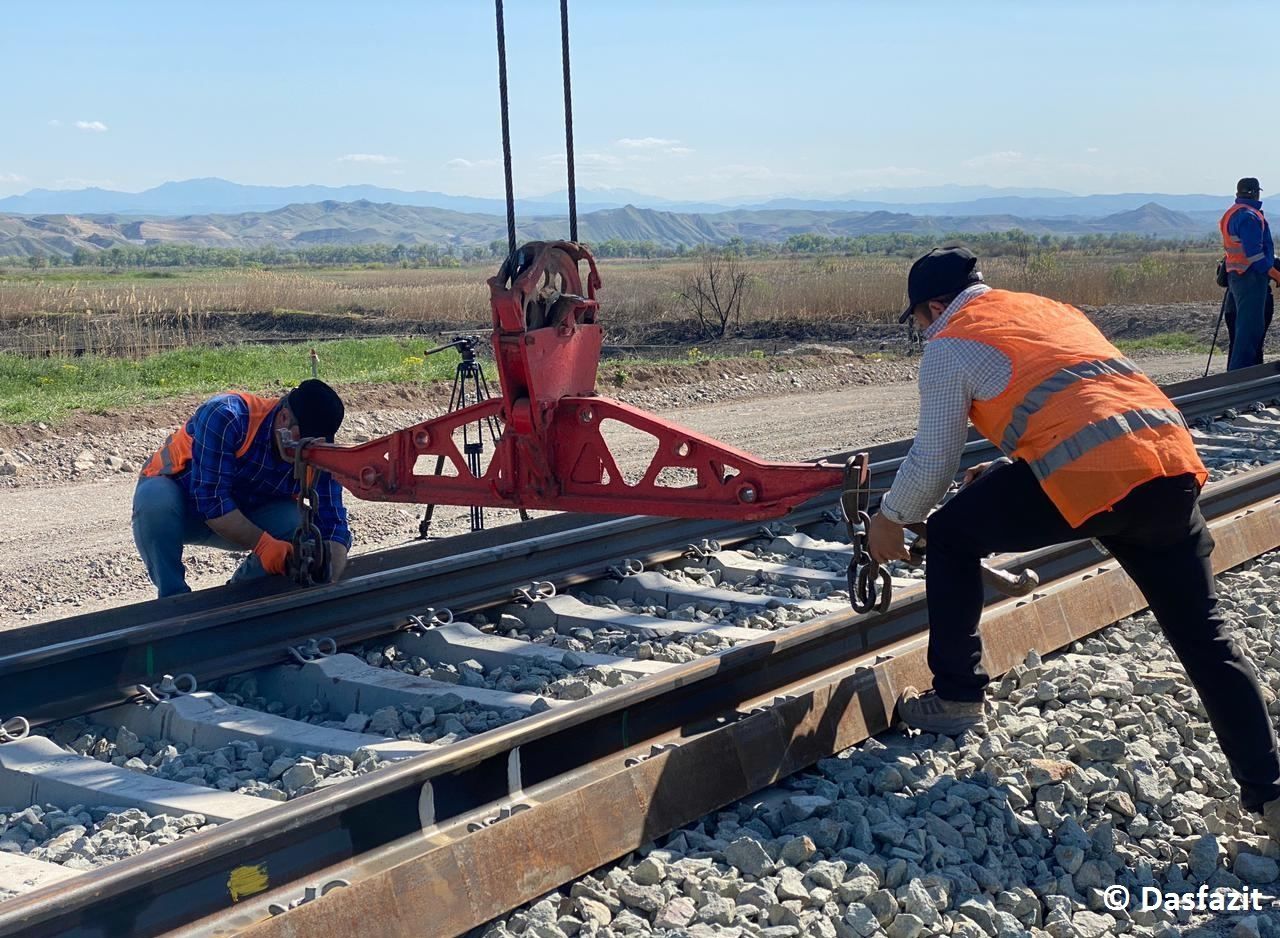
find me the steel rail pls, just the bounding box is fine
[228,462,1280,938]
[4,460,1280,938]
[4,362,1278,728]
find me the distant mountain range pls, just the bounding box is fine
[0,177,1236,219]
[0,199,1218,259]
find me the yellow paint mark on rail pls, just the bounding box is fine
[228,863,270,902]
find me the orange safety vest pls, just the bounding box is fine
[140,392,279,478]
[936,290,1207,527]
[1220,202,1269,274]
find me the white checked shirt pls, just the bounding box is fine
[879,284,1013,524]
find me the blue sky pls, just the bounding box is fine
[2,0,1275,200]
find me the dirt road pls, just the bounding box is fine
[0,352,1210,627]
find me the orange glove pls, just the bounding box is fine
[252,532,293,576]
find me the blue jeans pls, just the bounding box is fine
[131,475,298,598]
[1227,268,1269,370]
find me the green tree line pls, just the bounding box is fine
[7,229,1218,271]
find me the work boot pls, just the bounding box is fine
[896,685,984,735]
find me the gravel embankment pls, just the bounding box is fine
[0,349,1211,626]
[477,550,1280,938]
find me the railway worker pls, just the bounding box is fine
[1224,257,1279,369]
[1220,177,1276,370]
[866,245,1280,834]
[132,379,351,598]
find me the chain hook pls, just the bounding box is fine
[840,452,893,614]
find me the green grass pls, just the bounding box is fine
[1113,331,1209,353]
[0,338,469,425]
[0,336,888,425]
[0,268,198,284]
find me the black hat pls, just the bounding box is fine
[286,379,344,442]
[1238,177,1262,197]
[899,246,984,323]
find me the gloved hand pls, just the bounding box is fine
[252,531,294,576]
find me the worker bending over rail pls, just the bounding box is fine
[866,246,1280,837]
[132,379,351,597]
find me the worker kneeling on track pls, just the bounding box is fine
[132,379,351,598]
[866,245,1280,838]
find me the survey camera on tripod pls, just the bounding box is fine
[425,335,485,363]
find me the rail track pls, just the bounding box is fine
[1,362,1279,937]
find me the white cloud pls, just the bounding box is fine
[0,171,25,183]
[963,150,1023,169]
[47,119,61,127]
[75,120,108,132]
[1086,146,1101,154]
[338,153,399,164]
[539,152,622,168]
[617,137,680,149]
[616,137,692,158]
[446,157,499,169]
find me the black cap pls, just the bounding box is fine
[1238,177,1262,198]
[899,246,984,323]
[286,379,344,442]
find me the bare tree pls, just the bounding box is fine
[679,252,751,339]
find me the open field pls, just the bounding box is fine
[0,337,774,426]
[0,250,1225,357]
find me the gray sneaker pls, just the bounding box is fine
[896,685,984,735]
[1259,797,1280,843]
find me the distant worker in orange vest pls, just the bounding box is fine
[866,246,1280,834]
[1220,177,1277,370]
[133,380,351,598]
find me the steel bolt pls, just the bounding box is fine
[579,407,595,424]
[738,484,757,503]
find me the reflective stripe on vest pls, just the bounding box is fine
[1027,407,1188,481]
[999,356,1142,454]
[935,289,1206,527]
[140,392,277,478]
[1220,203,1268,273]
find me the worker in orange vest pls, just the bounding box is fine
[133,380,351,597]
[1220,177,1276,370]
[866,246,1280,834]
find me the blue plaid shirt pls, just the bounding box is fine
[175,393,352,548]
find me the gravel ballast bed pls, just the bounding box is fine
[478,551,1280,938]
[0,803,214,871]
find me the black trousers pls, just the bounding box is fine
[924,458,1280,812]
[1225,282,1274,368]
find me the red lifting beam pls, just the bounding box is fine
[286,242,845,522]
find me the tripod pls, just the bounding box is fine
[418,336,529,537]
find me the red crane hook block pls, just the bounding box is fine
[283,241,845,521]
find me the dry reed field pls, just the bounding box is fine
[0,251,1222,358]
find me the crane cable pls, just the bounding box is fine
[493,0,580,257]
[493,0,517,257]
[559,0,578,243]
